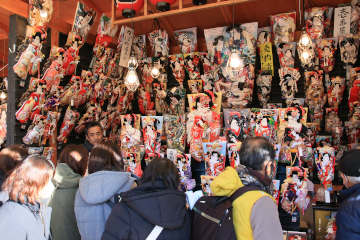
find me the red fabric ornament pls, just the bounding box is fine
[114,0,144,18]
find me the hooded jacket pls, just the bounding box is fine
[336,183,360,239]
[101,180,191,240]
[211,166,283,240]
[48,163,82,240]
[75,170,135,240]
[0,198,52,240]
[0,170,7,207]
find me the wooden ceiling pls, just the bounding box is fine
[0,0,352,77]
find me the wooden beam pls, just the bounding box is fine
[220,7,230,25]
[0,21,9,35]
[113,0,258,25]
[111,0,115,28]
[0,0,97,45]
[148,2,176,44]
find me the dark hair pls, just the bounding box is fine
[213,36,225,46]
[211,151,219,157]
[87,141,124,174]
[84,121,103,136]
[260,70,271,77]
[123,114,135,127]
[230,114,245,128]
[309,74,316,80]
[321,152,331,161]
[165,92,181,106]
[259,31,268,39]
[139,157,179,189]
[58,145,89,176]
[0,145,29,174]
[340,37,355,48]
[2,155,54,204]
[239,137,275,170]
[193,91,217,109]
[290,169,304,181]
[286,107,303,123]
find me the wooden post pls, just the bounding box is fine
[144,0,148,16]
[179,0,183,9]
[111,0,115,28]
[50,28,59,166]
[6,15,18,146]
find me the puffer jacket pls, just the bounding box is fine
[48,163,82,240]
[211,166,283,240]
[75,170,135,240]
[0,198,52,240]
[336,183,360,239]
[101,180,191,240]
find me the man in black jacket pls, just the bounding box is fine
[336,149,360,239]
[83,121,103,153]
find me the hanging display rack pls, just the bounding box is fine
[111,0,258,27]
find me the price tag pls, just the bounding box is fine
[298,147,303,157]
[103,130,106,137]
[21,124,26,129]
[70,99,74,106]
[58,145,62,149]
[19,80,25,87]
[292,216,297,222]
[325,190,331,203]
[336,127,340,134]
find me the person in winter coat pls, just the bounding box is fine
[101,157,191,240]
[0,154,55,240]
[48,145,89,240]
[75,141,136,240]
[336,149,360,239]
[83,121,103,153]
[210,137,283,240]
[0,145,29,206]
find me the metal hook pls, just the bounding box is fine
[9,44,16,53]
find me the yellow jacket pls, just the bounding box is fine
[211,167,275,240]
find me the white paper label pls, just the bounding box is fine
[325,190,331,203]
[119,27,134,67]
[166,149,177,161]
[298,147,303,157]
[336,127,340,134]
[334,6,351,37]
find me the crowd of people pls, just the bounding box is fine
[0,121,359,240]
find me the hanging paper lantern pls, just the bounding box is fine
[114,0,144,18]
[149,0,176,12]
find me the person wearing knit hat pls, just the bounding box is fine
[336,149,360,239]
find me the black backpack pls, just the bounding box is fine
[191,185,264,240]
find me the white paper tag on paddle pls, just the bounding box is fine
[325,190,331,203]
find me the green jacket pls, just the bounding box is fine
[48,163,82,240]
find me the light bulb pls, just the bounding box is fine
[126,69,138,84]
[302,51,310,59]
[40,9,48,18]
[301,36,310,45]
[298,30,312,49]
[128,52,138,69]
[0,92,6,99]
[229,52,241,68]
[151,66,160,78]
